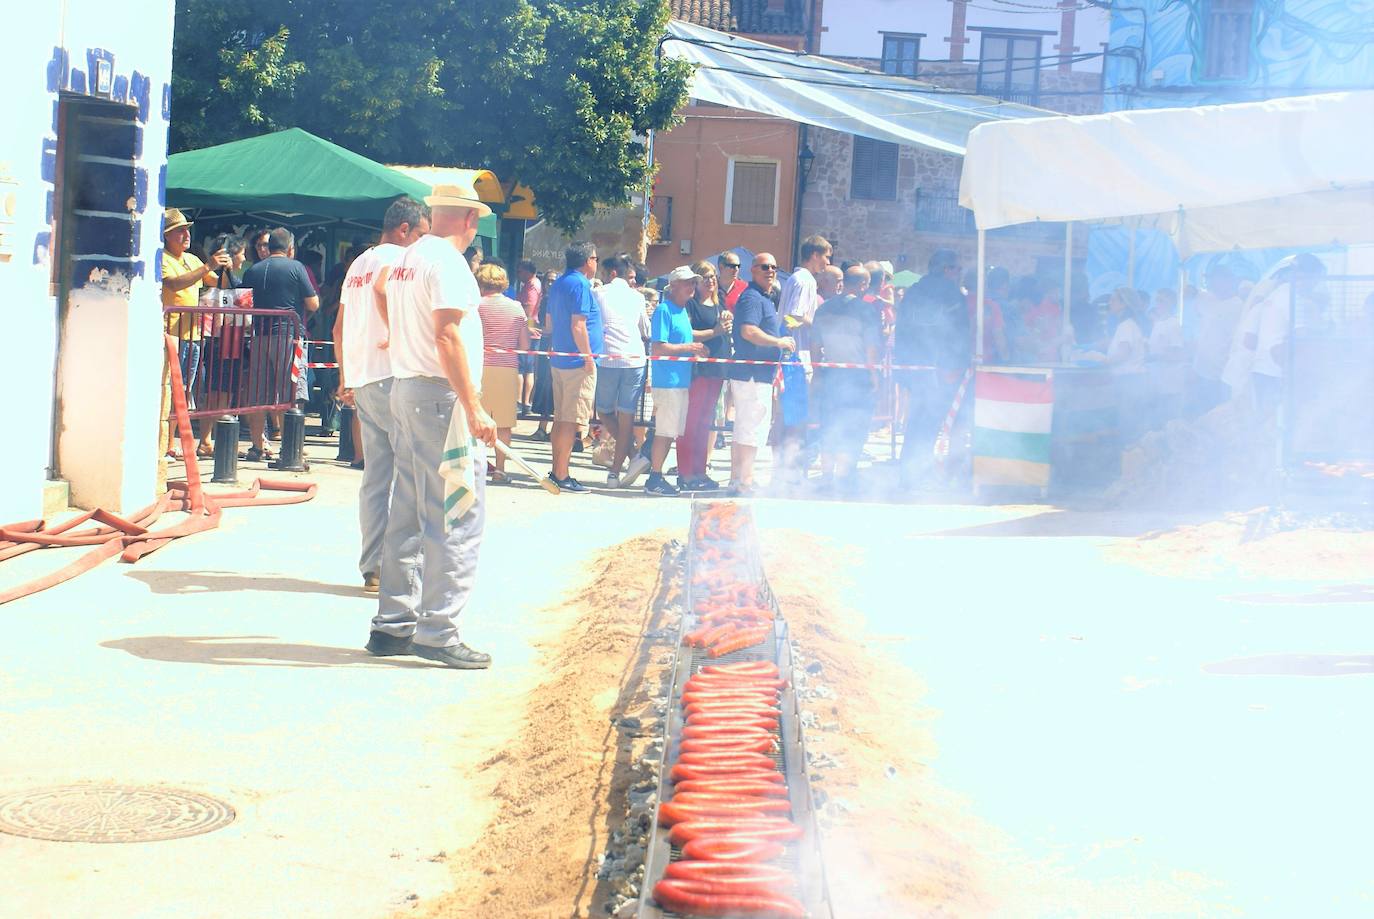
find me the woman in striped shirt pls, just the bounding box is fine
[476,263,530,483]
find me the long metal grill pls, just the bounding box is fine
[639,501,834,919]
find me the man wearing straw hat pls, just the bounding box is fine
[367,181,496,670]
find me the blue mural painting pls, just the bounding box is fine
[1088,0,1374,297]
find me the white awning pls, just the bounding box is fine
[958,91,1374,256]
[663,20,1050,156]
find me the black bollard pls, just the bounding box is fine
[337,405,356,463]
[273,408,309,472]
[212,416,240,484]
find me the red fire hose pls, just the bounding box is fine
[0,335,316,606]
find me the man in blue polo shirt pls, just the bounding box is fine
[546,241,604,492]
[645,266,707,496]
[727,252,795,495]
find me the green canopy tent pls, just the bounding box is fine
[166,127,498,239]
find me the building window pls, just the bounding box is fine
[881,33,922,77]
[1202,0,1254,80]
[725,159,779,225]
[850,136,898,201]
[976,31,1043,105]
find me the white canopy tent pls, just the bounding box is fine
[955,91,1374,358]
[661,20,1048,156]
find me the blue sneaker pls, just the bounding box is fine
[550,473,589,493]
[644,473,681,497]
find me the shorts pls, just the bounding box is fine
[481,365,519,428]
[552,365,596,426]
[518,353,537,374]
[652,387,690,439]
[595,365,646,416]
[729,379,774,448]
[245,333,302,406]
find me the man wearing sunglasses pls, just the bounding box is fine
[718,253,747,310]
[726,253,796,495]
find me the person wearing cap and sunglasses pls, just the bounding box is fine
[727,253,796,495]
[366,182,497,671]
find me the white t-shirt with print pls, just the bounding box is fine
[595,278,652,369]
[340,242,403,389]
[385,234,484,384]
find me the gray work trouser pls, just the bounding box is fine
[371,376,487,648]
[353,378,395,577]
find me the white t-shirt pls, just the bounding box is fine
[1191,290,1245,381]
[1147,314,1186,394]
[340,243,402,389]
[595,278,651,369]
[385,235,484,385]
[1107,317,1146,376]
[1251,283,1298,378]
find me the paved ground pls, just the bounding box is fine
[2,421,1370,917]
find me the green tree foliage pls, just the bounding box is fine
[170,0,691,231]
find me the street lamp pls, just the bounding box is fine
[798,142,815,191]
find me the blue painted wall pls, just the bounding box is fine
[1088,1,1374,297]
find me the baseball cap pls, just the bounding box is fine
[666,266,701,283]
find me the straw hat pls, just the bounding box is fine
[425,182,493,217]
[163,207,192,235]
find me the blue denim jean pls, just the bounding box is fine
[353,378,395,577]
[371,377,487,649]
[177,339,202,410]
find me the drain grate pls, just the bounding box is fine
[0,785,236,843]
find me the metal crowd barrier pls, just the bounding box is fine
[164,307,305,419]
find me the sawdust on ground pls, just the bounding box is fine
[1105,512,1374,582]
[762,533,1231,918]
[406,532,677,919]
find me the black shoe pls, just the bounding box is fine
[573,437,585,453]
[714,433,727,449]
[551,473,589,493]
[645,473,681,497]
[365,631,412,656]
[412,641,492,670]
[680,476,720,492]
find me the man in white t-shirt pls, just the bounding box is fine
[1188,264,1244,415]
[593,253,652,487]
[1244,254,1325,416]
[333,197,429,593]
[367,183,496,670]
[775,234,830,484]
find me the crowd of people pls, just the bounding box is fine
[165,196,1336,505]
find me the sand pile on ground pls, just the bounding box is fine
[1107,402,1275,509]
[410,532,677,919]
[1108,511,1374,582]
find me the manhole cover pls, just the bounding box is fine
[0,785,235,843]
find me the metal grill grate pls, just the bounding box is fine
[638,501,833,919]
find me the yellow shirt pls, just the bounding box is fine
[162,251,216,340]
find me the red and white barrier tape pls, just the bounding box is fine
[933,368,974,463]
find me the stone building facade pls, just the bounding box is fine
[796,64,1103,278]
